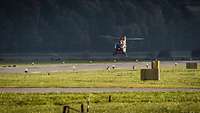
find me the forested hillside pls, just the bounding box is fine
[0,0,200,53]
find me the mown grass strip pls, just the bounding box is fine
[0,69,200,88]
[0,92,200,113]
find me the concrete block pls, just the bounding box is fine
[151,60,160,69]
[141,69,160,80]
[186,62,197,69]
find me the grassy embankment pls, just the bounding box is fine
[0,68,199,88]
[1,92,200,113]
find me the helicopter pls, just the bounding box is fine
[101,34,144,56]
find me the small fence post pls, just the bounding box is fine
[63,105,69,113]
[81,104,84,113]
[66,106,69,113]
[87,98,90,113]
[108,95,111,102]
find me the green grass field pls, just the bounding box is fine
[0,69,200,88]
[1,62,200,113]
[1,92,200,113]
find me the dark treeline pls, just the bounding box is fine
[0,0,200,53]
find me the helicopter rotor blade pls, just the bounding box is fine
[100,35,145,41]
[100,35,116,39]
[126,38,144,41]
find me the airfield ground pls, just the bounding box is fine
[0,60,199,73]
[0,60,200,113]
[0,61,200,89]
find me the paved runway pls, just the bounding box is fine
[1,61,198,73]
